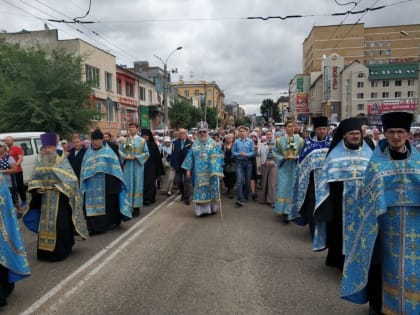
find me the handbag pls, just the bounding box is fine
[224,162,236,173]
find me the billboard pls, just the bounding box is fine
[367,99,418,114]
[296,93,309,113]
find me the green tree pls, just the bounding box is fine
[259,98,281,123]
[168,99,192,129]
[0,40,95,138]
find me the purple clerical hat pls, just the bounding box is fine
[40,133,57,147]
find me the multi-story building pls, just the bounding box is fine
[303,23,420,75]
[172,80,225,127]
[310,52,419,124]
[116,66,139,132]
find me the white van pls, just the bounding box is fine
[0,132,44,183]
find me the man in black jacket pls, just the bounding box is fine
[170,128,193,205]
[67,134,87,183]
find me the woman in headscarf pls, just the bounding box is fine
[141,129,164,205]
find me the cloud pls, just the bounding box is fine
[1,0,419,116]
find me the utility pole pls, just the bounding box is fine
[154,46,183,129]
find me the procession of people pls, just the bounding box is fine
[1,112,419,314]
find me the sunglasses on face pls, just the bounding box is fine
[199,131,207,134]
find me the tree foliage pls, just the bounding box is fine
[0,39,95,138]
[169,99,219,129]
[259,98,281,123]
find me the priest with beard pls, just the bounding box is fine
[23,133,88,261]
[80,129,132,235]
[181,121,224,217]
[313,117,372,270]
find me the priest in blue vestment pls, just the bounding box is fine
[81,129,132,235]
[289,116,332,237]
[181,121,224,217]
[119,122,149,217]
[314,117,373,270]
[0,173,30,307]
[341,112,420,315]
[24,133,89,261]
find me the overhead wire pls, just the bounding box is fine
[33,0,138,64]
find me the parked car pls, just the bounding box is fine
[0,132,44,183]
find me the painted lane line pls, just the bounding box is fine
[21,195,176,315]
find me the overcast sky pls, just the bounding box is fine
[1,0,419,114]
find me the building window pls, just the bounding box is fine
[371,81,378,88]
[395,80,402,86]
[207,100,212,106]
[139,86,146,101]
[194,90,199,96]
[408,91,415,97]
[148,90,153,103]
[370,41,375,48]
[126,82,134,97]
[357,104,364,111]
[117,79,122,95]
[408,79,415,86]
[371,92,378,99]
[357,82,364,88]
[385,49,392,56]
[358,73,364,78]
[184,90,189,97]
[93,102,102,121]
[105,72,113,91]
[85,64,100,87]
[357,93,364,99]
[107,101,114,122]
[395,91,402,98]
[382,92,389,98]
[382,80,389,87]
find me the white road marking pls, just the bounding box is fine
[21,195,176,315]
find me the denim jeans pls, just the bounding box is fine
[236,159,252,201]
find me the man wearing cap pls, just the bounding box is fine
[273,120,304,221]
[181,121,224,216]
[313,117,372,270]
[23,133,88,261]
[341,112,420,315]
[170,128,193,204]
[289,116,332,237]
[81,129,132,234]
[119,122,149,217]
[232,125,255,206]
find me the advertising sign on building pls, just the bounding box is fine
[140,106,150,128]
[296,93,309,113]
[367,99,418,114]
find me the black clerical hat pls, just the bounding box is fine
[312,116,328,129]
[91,128,103,140]
[340,117,363,135]
[381,112,413,132]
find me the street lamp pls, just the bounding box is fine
[154,46,183,129]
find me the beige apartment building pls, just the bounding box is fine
[309,52,419,124]
[303,23,420,75]
[172,80,225,127]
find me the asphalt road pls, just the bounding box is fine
[4,189,369,315]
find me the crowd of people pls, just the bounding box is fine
[1,112,419,314]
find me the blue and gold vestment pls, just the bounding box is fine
[341,139,420,315]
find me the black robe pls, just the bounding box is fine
[68,147,87,182]
[143,140,163,204]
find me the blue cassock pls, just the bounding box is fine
[0,174,31,283]
[289,134,332,222]
[119,135,149,208]
[341,139,420,315]
[313,140,372,254]
[273,135,304,215]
